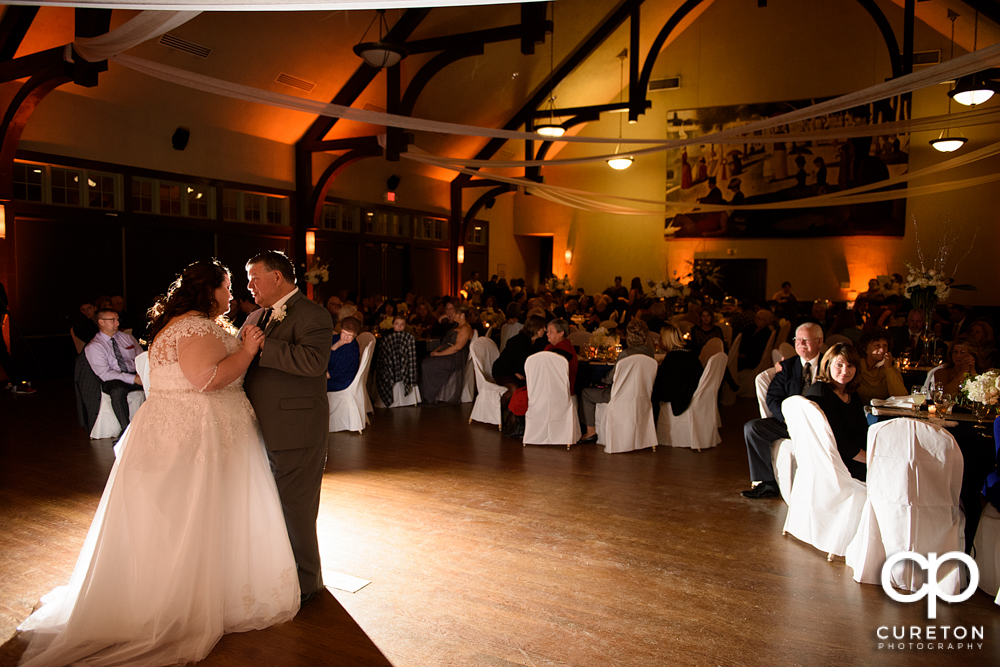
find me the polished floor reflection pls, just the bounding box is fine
[1,382,998,666]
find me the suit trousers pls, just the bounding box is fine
[102,379,143,429]
[743,417,789,482]
[580,386,612,427]
[267,442,328,596]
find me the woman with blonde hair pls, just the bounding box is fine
[651,323,702,422]
[805,343,868,481]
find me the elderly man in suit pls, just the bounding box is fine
[741,322,824,499]
[241,250,334,605]
[890,308,925,360]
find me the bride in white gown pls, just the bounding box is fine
[18,260,300,667]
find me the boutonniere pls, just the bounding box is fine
[272,304,288,323]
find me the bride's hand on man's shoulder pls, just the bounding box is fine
[242,325,264,354]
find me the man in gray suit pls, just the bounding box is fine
[241,251,333,605]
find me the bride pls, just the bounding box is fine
[18,260,299,667]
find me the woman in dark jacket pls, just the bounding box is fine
[651,323,703,422]
[804,342,868,481]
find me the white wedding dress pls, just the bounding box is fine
[18,316,299,667]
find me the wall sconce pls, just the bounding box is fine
[457,245,465,264]
[305,230,316,255]
[0,202,6,239]
[564,248,572,265]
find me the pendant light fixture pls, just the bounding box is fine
[931,11,968,153]
[607,50,633,170]
[353,9,407,69]
[948,10,998,106]
[535,4,565,138]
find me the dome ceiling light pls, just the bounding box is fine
[353,9,407,69]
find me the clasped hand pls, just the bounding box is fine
[242,325,265,353]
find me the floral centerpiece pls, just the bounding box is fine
[587,327,619,360]
[378,316,394,331]
[545,274,573,293]
[647,274,690,299]
[903,218,976,320]
[304,258,329,285]
[962,370,1000,421]
[480,307,506,331]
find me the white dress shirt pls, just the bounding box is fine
[85,331,141,383]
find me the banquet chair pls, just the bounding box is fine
[569,330,592,349]
[699,338,724,367]
[755,367,795,505]
[328,340,374,433]
[599,320,618,331]
[461,330,479,403]
[523,351,581,448]
[134,351,151,398]
[719,322,733,348]
[499,321,523,352]
[738,328,777,398]
[656,352,727,450]
[771,342,795,366]
[781,396,867,560]
[372,332,420,408]
[468,337,504,430]
[846,418,964,593]
[356,332,376,413]
[973,504,1000,599]
[70,327,86,354]
[720,332,742,406]
[90,388,145,440]
[775,319,791,346]
[595,355,658,454]
[824,334,853,348]
[922,363,946,391]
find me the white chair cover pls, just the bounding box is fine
[568,330,592,349]
[328,339,374,433]
[499,322,523,352]
[469,337,505,429]
[973,503,1000,598]
[134,351,151,398]
[373,382,421,408]
[90,390,145,440]
[699,338,724,367]
[600,320,617,331]
[720,333,742,406]
[776,320,791,346]
[824,334,853,347]
[595,355,658,454]
[656,352,727,450]
[523,352,581,447]
[738,328,777,398]
[461,330,479,403]
[846,418,964,592]
[781,396,867,557]
[754,367,795,505]
[356,332,376,413]
[719,322,733,348]
[923,364,946,391]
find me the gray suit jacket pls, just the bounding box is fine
[242,290,333,452]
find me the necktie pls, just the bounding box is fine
[111,338,129,373]
[258,308,272,331]
[802,361,812,393]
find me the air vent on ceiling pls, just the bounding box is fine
[496,149,515,161]
[158,33,212,59]
[276,72,316,93]
[908,50,941,67]
[649,76,681,92]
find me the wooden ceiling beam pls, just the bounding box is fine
[0,5,39,62]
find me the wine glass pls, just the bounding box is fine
[911,386,927,410]
[935,392,953,415]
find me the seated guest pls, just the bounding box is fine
[579,319,654,443]
[889,308,925,360]
[335,304,357,333]
[876,295,905,329]
[492,314,548,411]
[326,316,362,392]
[420,305,474,404]
[945,303,972,341]
[984,416,1000,512]
[856,327,906,403]
[725,298,755,335]
[829,309,862,346]
[738,309,775,371]
[110,295,133,332]
[430,300,458,338]
[508,318,578,418]
[73,301,100,346]
[691,306,726,354]
[408,301,437,331]
[651,323,703,422]
[375,314,419,406]
[642,301,668,336]
[801,300,832,334]
[326,295,343,323]
[930,334,985,396]
[805,343,868,481]
[741,323,824,498]
[969,320,998,369]
[84,308,143,429]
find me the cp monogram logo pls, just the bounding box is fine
[881,551,979,619]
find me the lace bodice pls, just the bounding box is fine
[149,316,244,394]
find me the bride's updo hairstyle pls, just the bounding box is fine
[148,259,232,342]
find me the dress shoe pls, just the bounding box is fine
[577,434,598,444]
[300,590,319,605]
[741,481,779,499]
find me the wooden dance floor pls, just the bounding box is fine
[1,382,998,666]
